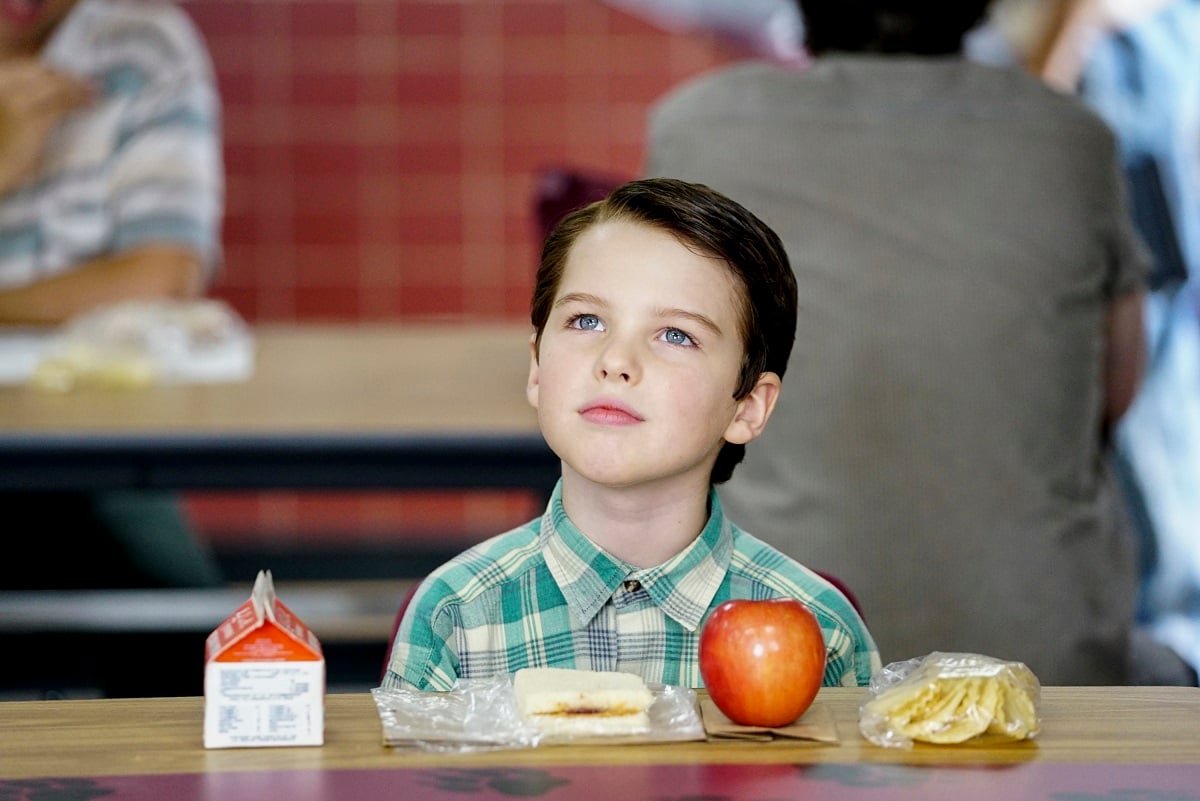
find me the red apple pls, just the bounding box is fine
[699,598,826,727]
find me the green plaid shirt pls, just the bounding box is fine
[383,481,880,691]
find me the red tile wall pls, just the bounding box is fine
[189,0,738,323]
[179,0,742,551]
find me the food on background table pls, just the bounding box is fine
[859,651,1041,748]
[30,299,253,392]
[513,667,655,736]
[699,598,827,728]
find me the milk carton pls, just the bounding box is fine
[203,570,325,748]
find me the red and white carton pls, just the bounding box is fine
[203,570,325,748]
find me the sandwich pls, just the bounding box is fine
[513,667,655,736]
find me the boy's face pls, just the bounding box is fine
[528,219,777,491]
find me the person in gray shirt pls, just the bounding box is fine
[645,0,1153,684]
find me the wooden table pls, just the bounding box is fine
[1,687,1198,799]
[0,322,556,492]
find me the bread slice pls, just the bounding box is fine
[513,667,654,736]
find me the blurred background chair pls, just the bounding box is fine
[534,166,627,242]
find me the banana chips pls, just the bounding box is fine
[859,652,1041,748]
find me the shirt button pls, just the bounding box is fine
[623,580,642,592]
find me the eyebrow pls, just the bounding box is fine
[554,292,606,310]
[554,292,724,337]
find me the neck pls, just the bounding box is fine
[558,469,713,568]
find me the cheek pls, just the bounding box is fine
[532,358,573,407]
[665,373,739,424]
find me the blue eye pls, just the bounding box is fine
[570,314,602,331]
[662,328,694,346]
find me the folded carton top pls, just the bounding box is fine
[205,570,323,663]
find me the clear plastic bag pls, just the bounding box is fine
[373,675,542,752]
[372,673,705,753]
[30,299,254,392]
[858,651,1041,749]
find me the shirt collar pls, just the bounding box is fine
[540,480,733,631]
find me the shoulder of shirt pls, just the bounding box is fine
[724,525,862,624]
[724,525,816,587]
[652,59,782,108]
[45,0,213,78]
[418,518,544,607]
[652,55,1113,139]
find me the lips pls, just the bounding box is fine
[579,398,643,426]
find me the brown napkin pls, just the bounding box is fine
[699,698,839,743]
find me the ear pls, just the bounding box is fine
[723,372,782,445]
[526,333,541,410]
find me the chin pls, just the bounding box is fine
[559,455,642,487]
[572,466,643,488]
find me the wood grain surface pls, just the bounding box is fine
[2,686,1198,780]
[0,323,539,434]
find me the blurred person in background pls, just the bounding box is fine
[0,0,224,589]
[643,0,1181,684]
[977,0,1200,683]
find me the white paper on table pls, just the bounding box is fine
[0,330,53,385]
[1,299,255,390]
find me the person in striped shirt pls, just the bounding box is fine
[0,0,222,325]
[383,177,880,692]
[0,0,223,593]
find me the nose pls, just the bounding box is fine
[595,336,640,384]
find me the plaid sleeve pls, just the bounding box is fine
[381,576,464,692]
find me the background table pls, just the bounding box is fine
[0,323,555,699]
[0,323,556,492]
[1,687,1198,800]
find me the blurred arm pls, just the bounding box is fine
[1030,0,1175,90]
[1103,288,1146,437]
[0,60,93,195]
[0,244,204,326]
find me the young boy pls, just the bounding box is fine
[382,177,879,691]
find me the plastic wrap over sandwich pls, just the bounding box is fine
[372,668,704,751]
[859,652,1041,748]
[513,667,655,736]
